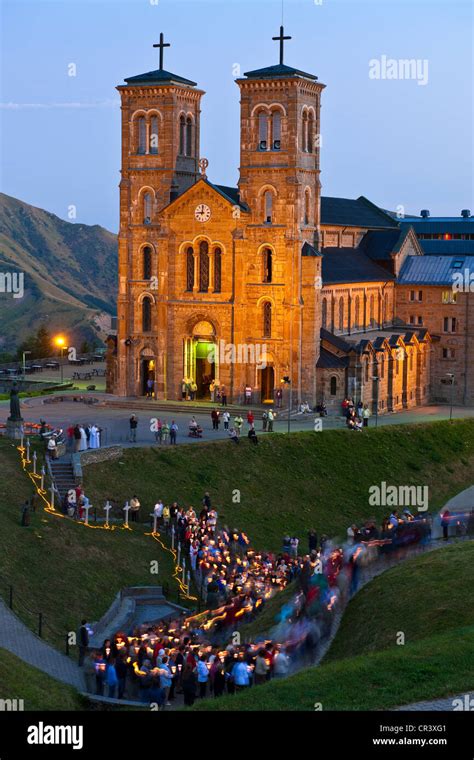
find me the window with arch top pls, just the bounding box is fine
[272,111,281,150]
[338,296,344,332]
[307,111,315,154]
[214,247,222,293]
[302,111,308,152]
[263,301,272,338]
[322,298,328,329]
[186,247,194,291]
[143,193,152,225]
[258,112,268,151]
[199,240,209,292]
[262,247,273,283]
[137,116,146,154]
[142,246,152,280]
[185,117,193,157]
[304,189,311,225]
[179,115,186,155]
[142,296,152,333]
[149,116,159,154]
[330,376,337,396]
[264,191,273,224]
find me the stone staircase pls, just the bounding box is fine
[104,398,281,420]
[49,455,76,499]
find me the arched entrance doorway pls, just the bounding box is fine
[184,320,218,399]
[257,353,275,403]
[140,348,156,397]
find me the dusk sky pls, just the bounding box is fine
[1,0,472,231]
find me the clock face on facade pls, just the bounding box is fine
[195,203,211,222]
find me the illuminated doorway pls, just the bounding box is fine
[142,358,155,396]
[259,366,275,403]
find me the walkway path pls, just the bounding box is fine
[395,692,474,711]
[0,598,85,691]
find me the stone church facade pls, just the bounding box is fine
[110,33,435,411]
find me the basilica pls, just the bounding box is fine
[109,29,438,412]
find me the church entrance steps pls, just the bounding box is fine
[49,457,76,499]
[103,398,281,419]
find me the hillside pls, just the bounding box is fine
[85,420,474,552]
[0,193,117,351]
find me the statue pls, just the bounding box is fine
[8,382,23,422]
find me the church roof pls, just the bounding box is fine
[322,247,396,285]
[302,241,322,257]
[359,227,411,261]
[321,196,399,229]
[316,348,349,369]
[209,182,249,211]
[241,63,318,81]
[123,68,197,87]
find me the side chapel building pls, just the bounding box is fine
[109,29,457,411]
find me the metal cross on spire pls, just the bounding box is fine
[272,25,291,65]
[153,32,171,70]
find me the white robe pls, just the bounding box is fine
[89,426,100,449]
[79,427,88,451]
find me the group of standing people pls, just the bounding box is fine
[67,423,101,451]
[342,398,371,430]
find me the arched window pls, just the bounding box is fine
[142,246,152,279]
[365,359,369,382]
[384,292,389,324]
[179,115,186,155]
[263,301,272,337]
[264,191,273,223]
[258,112,268,150]
[338,296,344,332]
[302,111,308,152]
[142,297,152,332]
[262,248,273,283]
[214,247,222,293]
[322,298,328,329]
[143,192,152,224]
[186,247,194,291]
[304,189,311,225]
[272,111,281,150]
[185,117,193,157]
[149,116,158,154]
[369,294,375,325]
[199,240,209,291]
[307,111,315,154]
[330,376,337,396]
[380,354,385,379]
[137,116,146,154]
[354,295,360,329]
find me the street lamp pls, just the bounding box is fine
[446,373,455,421]
[22,351,31,384]
[53,336,67,384]
[281,376,291,434]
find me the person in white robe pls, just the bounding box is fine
[89,425,100,449]
[79,425,88,451]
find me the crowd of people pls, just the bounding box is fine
[342,398,372,430]
[78,491,433,707]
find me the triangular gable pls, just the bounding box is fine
[160,177,249,217]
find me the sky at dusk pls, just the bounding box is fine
[1,0,473,232]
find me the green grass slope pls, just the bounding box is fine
[0,648,86,710]
[0,439,190,649]
[85,420,474,552]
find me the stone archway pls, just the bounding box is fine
[184,319,218,400]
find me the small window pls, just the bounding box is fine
[322,298,328,329]
[442,290,457,304]
[304,190,311,225]
[263,301,272,337]
[142,297,152,332]
[307,111,315,154]
[185,117,193,157]
[149,116,159,154]
[179,115,186,155]
[199,240,209,292]
[214,247,222,293]
[143,192,152,225]
[137,116,146,154]
[272,111,281,150]
[258,112,268,151]
[186,247,194,291]
[263,248,273,283]
[264,191,273,224]
[302,111,308,152]
[443,316,457,333]
[142,246,152,279]
[330,376,337,396]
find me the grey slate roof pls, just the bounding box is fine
[210,182,249,211]
[241,63,318,81]
[398,255,474,285]
[320,328,353,352]
[418,240,474,255]
[321,196,399,229]
[124,68,197,86]
[316,348,349,369]
[359,227,411,261]
[322,247,395,285]
[302,241,322,257]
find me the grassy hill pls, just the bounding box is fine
[0,193,117,352]
[0,439,190,650]
[0,648,86,710]
[85,420,474,552]
[192,543,474,711]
